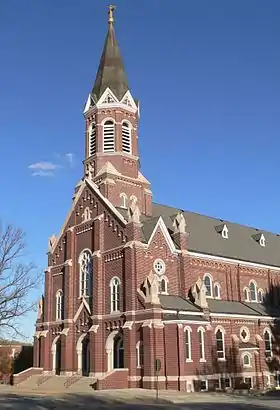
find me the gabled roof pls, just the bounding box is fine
[91,19,129,102]
[144,202,280,268]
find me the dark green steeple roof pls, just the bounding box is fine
[91,7,129,102]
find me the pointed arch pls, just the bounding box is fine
[110,277,121,312]
[79,249,92,297]
[215,326,225,360]
[264,328,272,358]
[120,192,127,209]
[121,121,132,154]
[249,280,257,302]
[136,340,144,368]
[88,122,96,156]
[102,119,115,152]
[184,326,192,361]
[197,326,206,361]
[203,273,213,297]
[158,275,168,295]
[55,289,63,321]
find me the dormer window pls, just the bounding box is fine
[222,225,228,239]
[260,234,266,247]
[252,232,266,247]
[215,223,228,239]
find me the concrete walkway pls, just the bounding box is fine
[0,385,279,409]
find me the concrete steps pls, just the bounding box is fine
[67,376,96,392]
[15,374,96,393]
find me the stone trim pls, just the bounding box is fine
[122,321,134,330]
[34,330,49,339]
[128,375,141,381]
[89,324,99,333]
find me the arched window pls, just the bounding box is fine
[214,283,221,299]
[122,122,131,154]
[56,290,63,321]
[264,330,272,358]
[249,281,257,302]
[89,123,96,156]
[120,193,127,209]
[215,328,225,359]
[198,327,205,361]
[110,277,120,312]
[243,353,251,367]
[244,287,250,302]
[79,250,92,297]
[258,289,264,303]
[103,120,115,152]
[158,277,168,295]
[184,326,192,361]
[203,274,213,297]
[136,341,144,368]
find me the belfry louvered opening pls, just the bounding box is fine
[103,120,115,152]
[122,122,131,154]
[89,123,96,156]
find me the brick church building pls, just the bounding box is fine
[31,6,280,391]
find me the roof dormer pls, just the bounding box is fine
[252,232,266,247]
[215,223,228,239]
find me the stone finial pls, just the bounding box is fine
[37,296,44,319]
[142,271,160,305]
[48,234,56,252]
[127,202,141,224]
[86,163,95,180]
[192,277,208,309]
[173,212,186,234]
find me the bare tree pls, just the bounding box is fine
[0,223,41,337]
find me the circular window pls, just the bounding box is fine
[153,259,165,276]
[240,326,250,343]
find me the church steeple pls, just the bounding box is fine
[91,5,129,102]
[83,5,152,217]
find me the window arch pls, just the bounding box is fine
[56,290,63,321]
[264,329,272,358]
[258,289,264,303]
[244,287,250,302]
[203,274,213,297]
[110,277,120,312]
[122,121,131,154]
[158,276,168,295]
[89,122,96,156]
[79,250,92,297]
[103,120,115,152]
[120,193,127,209]
[184,326,192,361]
[242,352,251,367]
[215,327,225,359]
[136,341,144,368]
[249,281,257,302]
[214,283,221,299]
[198,327,205,361]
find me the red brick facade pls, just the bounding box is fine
[33,9,280,392]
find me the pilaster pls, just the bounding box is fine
[89,322,105,376]
[123,320,137,387]
[142,318,166,389]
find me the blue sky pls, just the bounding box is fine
[1,0,280,339]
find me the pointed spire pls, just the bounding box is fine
[91,5,129,102]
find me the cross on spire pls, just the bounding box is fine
[108,5,116,25]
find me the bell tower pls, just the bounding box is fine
[83,5,152,216]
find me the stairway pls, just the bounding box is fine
[15,374,97,393]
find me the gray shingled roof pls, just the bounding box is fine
[91,23,129,101]
[159,295,201,312]
[140,203,280,268]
